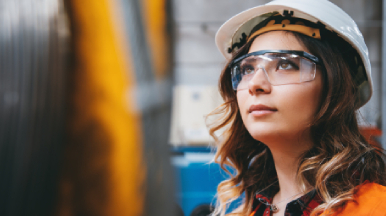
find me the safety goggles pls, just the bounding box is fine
[229,50,322,91]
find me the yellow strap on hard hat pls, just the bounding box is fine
[247,19,321,43]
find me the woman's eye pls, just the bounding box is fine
[242,67,254,74]
[276,60,299,71]
[279,63,292,70]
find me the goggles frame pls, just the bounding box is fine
[229,50,322,67]
[229,50,322,90]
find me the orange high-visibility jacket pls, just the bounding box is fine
[320,182,386,216]
[249,183,386,216]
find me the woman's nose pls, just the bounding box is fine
[248,67,272,94]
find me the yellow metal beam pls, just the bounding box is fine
[58,0,144,215]
[142,0,171,79]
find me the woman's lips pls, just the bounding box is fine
[248,104,277,117]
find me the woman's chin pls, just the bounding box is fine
[248,128,297,144]
[249,131,283,144]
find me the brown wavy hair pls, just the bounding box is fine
[209,30,386,216]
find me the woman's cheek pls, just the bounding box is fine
[279,85,322,126]
[236,91,248,117]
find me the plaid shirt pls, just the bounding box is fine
[250,189,323,216]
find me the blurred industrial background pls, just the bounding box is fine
[0,0,383,216]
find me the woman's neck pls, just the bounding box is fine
[271,149,303,197]
[266,135,314,209]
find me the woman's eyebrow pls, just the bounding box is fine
[244,58,256,63]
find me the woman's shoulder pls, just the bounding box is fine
[324,182,386,216]
[355,182,386,197]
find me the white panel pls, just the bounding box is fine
[169,85,224,145]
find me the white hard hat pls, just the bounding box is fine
[215,0,372,107]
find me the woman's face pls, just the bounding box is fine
[237,31,323,149]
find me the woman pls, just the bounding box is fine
[209,0,386,215]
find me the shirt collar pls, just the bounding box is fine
[254,187,323,213]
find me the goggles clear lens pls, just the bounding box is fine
[230,50,319,91]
